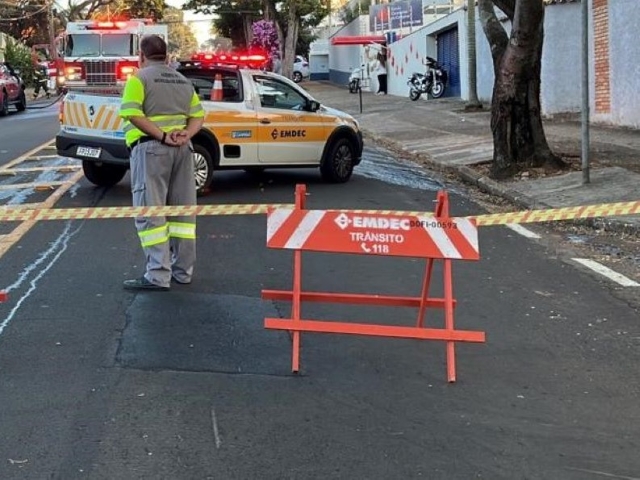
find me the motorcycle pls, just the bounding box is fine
[407,56,447,101]
[348,65,365,94]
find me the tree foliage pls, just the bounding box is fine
[250,20,279,56]
[478,0,565,178]
[89,0,167,21]
[339,0,371,25]
[182,0,328,78]
[3,36,37,87]
[164,7,199,59]
[0,0,56,46]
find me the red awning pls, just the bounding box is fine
[330,35,387,46]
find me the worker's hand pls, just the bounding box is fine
[169,129,190,146]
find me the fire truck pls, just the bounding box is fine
[56,19,168,92]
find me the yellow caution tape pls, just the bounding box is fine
[0,200,638,226]
[471,201,640,226]
[342,200,640,226]
[0,204,294,222]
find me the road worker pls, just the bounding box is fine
[119,34,205,291]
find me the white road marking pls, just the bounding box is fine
[506,224,541,239]
[565,467,640,480]
[573,258,640,287]
[211,407,222,449]
[0,222,80,336]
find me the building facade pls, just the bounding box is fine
[325,0,640,128]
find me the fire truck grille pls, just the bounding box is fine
[84,61,117,85]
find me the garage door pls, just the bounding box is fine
[437,27,460,98]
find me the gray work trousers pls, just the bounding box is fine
[130,140,196,287]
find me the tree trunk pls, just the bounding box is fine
[466,0,482,109]
[281,0,298,80]
[478,0,566,179]
[242,14,253,46]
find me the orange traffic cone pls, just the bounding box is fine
[211,73,223,101]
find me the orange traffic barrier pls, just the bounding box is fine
[211,73,223,101]
[262,184,486,383]
[0,291,6,303]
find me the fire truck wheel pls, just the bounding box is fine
[0,92,8,117]
[320,137,355,183]
[192,143,214,195]
[16,91,27,112]
[82,161,127,187]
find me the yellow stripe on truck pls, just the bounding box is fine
[92,105,107,129]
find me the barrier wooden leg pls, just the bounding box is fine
[444,259,456,383]
[290,184,307,374]
[291,249,302,373]
[416,259,435,328]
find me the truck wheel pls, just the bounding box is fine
[320,137,355,183]
[0,92,9,117]
[192,143,213,195]
[16,91,27,112]
[82,161,127,187]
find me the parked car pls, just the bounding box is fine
[292,55,310,83]
[0,62,27,116]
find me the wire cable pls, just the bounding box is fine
[0,3,48,22]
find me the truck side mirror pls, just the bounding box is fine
[308,100,320,112]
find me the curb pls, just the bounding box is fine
[361,129,640,237]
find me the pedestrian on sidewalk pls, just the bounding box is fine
[119,34,205,291]
[375,52,387,95]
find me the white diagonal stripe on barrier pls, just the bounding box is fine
[284,210,325,249]
[455,218,479,252]
[267,208,295,243]
[420,217,462,259]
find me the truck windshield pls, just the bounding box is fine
[102,34,135,56]
[65,34,100,57]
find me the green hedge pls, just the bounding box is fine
[4,37,36,88]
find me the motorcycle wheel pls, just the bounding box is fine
[409,87,421,101]
[431,81,445,99]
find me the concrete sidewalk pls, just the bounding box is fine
[303,81,640,234]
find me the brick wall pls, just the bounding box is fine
[593,0,611,114]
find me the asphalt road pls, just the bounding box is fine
[0,99,60,163]
[0,108,639,480]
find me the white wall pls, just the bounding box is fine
[607,0,640,127]
[475,3,582,114]
[386,9,466,98]
[540,3,582,115]
[328,16,370,86]
[328,2,640,128]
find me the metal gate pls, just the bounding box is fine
[436,27,460,98]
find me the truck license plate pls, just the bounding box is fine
[76,146,101,158]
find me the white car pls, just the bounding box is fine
[56,65,364,193]
[292,55,310,83]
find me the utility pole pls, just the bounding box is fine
[581,0,590,184]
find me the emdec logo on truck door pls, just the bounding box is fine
[270,128,307,140]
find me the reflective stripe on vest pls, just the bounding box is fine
[123,116,188,133]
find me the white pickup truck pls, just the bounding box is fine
[55,63,364,193]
